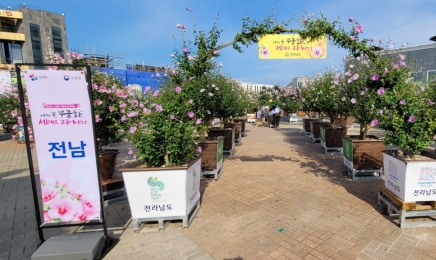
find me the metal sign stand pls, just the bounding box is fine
[15,63,113,259]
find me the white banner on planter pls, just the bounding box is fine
[344,157,353,170]
[384,153,436,201]
[185,159,201,212]
[24,70,101,224]
[0,70,12,94]
[123,159,201,219]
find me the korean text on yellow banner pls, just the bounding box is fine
[258,34,327,59]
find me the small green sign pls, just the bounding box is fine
[217,138,224,162]
[320,127,326,142]
[342,138,353,162]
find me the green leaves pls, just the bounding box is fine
[0,90,20,132]
[91,70,129,151]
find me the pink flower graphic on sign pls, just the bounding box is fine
[260,45,270,58]
[47,198,80,222]
[313,46,323,58]
[42,184,58,202]
[79,196,100,220]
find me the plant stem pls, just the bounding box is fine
[361,124,370,140]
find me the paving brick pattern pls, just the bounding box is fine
[2,124,436,259]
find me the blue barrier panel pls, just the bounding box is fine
[96,68,127,86]
[126,71,163,92]
[92,68,164,92]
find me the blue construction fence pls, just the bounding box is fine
[95,68,164,92]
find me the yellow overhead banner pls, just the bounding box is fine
[258,34,327,59]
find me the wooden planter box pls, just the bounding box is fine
[224,122,242,140]
[342,135,385,170]
[333,117,354,127]
[198,136,224,171]
[233,119,246,136]
[333,118,347,127]
[310,122,330,138]
[198,137,224,179]
[303,119,318,132]
[320,126,347,147]
[208,127,235,151]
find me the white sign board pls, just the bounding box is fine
[123,159,201,219]
[384,153,436,201]
[0,70,12,94]
[25,70,101,223]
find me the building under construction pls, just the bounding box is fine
[75,45,165,72]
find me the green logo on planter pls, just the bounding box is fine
[320,127,326,142]
[217,138,224,162]
[342,138,353,162]
[147,177,165,191]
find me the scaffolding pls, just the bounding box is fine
[75,45,126,70]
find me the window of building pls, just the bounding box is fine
[412,71,425,82]
[51,26,63,57]
[1,22,16,32]
[29,23,43,65]
[0,41,23,64]
[428,70,436,82]
[9,42,23,63]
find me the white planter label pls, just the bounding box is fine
[216,158,223,172]
[384,153,436,201]
[344,157,353,170]
[123,159,201,219]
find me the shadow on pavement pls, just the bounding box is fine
[279,127,386,214]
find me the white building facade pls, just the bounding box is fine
[284,76,310,91]
[238,81,275,93]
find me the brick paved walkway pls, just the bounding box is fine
[2,124,436,259]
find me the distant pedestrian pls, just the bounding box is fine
[273,106,281,130]
[256,107,264,127]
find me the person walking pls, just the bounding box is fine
[263,108,269,123]
[256,107,263,127]
[273,105,281,130]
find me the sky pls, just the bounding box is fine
[10,0,436,87]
